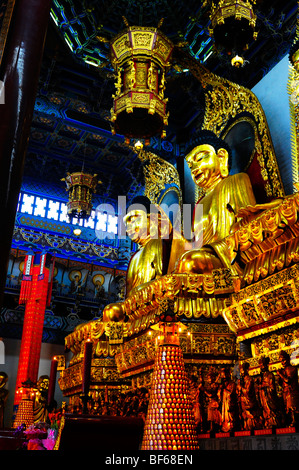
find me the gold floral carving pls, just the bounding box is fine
[115,333,157,375]
[132,31,153,48]
[227,193,299,285]
[241,324,299,373]
[122,270,235,322]
[104,321,128,344]
[136,150,182,206]
[287,47,299,191]
[114,322,236,376]
[223,264,299,335]
[58,356,122,394]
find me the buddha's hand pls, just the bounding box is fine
[103,302,125,322]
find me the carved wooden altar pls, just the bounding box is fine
[58,54,299,413]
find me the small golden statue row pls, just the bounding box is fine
[191,350,299,434]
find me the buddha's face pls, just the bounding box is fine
[123,210,149,244]
[186,144,228,190]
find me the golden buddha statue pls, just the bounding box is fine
[103,195,186,322]
[176,130,281,277]
[123,196,164,295]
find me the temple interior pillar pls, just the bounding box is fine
[0,0,52,307]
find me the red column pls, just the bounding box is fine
[14,253,53,406]
[0,0,52,308]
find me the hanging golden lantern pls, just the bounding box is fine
[109,19,174,141]
[205,0,258,66]
[61,171,100,221]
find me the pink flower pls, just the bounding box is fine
[27,439,45,450]
[42,438,56,450]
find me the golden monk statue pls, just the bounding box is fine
[103,195,186,322]
[277,350,299,426]
[256,355,283,428]
[176,130,280,277]
[123,196,166,295]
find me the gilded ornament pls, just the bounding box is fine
[109,25,173,139]
[176,51,284,198]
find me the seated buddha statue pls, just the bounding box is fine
[175,130,281,277]
[103,195,187,322]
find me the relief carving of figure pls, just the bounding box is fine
[277,350,299,426]
[218,367,239,432]
[256,356,284,428]
[203,370,222,432]
[237,361,263,430]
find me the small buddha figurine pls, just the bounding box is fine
[34,375,50,423]
[0,372,8,428]
[256,356,283,428]
[203,370,222,432]
[218,367,239,432]
[176,130,281,277]
[237,361,262,431]
[277,350,299,427]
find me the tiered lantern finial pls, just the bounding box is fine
[13,380,37,429]
[204,0,258,67]
[61,172,100,221]
[141,320,199,450]
[109,19,174,142]
[141,300,199,450]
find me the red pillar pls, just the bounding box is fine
[14,253,54,406]
[0,0,52,308]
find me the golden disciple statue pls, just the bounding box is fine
[237,361,262,431]
[123,195,168,295]
[277,350,299,427]
[256,356,283,428]
[175,130,279,277]
[218,367,239,433]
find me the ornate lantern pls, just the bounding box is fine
[61,171,99,221]
[109,21,174,141]
[206,0,258,67]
